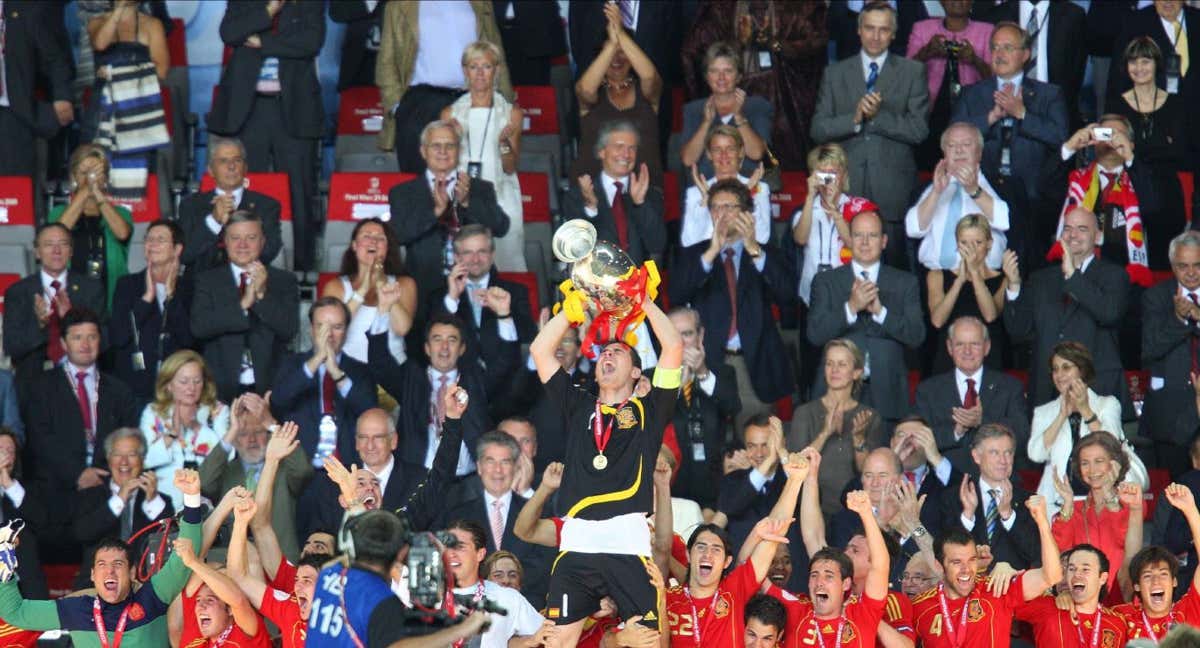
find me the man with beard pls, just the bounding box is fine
[0,470,203,647]
[911,497,1061,647]
[1014,543,1128,647]
[1115,483,1200,640]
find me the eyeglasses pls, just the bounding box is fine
[989,43,1023,54]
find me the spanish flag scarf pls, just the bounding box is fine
[1047,161,1151,286]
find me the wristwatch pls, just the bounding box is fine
[969,186,983,199]
[911,525,929,538]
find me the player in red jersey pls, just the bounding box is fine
[911,494,1063,648]
[1115,483,1200,641]
[1015,543,1127,647]
[174,537,272,648]
[664,513,796,647]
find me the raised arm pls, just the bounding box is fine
[747,517,794,584]
[530,312,571,383]
[651,455,674,579]
[799,447,827,558]
[642,298,682,370]
[737,443,808,564]
[202,485,248,559]
[846,489,888,600]
[227,495,268,608]
[1164,484,1200,591]
[513,463,562,548]
[250,421,299,579]
[1020,495,1063,600]
[1117,482,1144,600]
[174,537,260,637]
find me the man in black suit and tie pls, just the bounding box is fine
[208,0,324,273]
[368,313,518,480]
[1107,0,1200,109]
[109,220,194,404]
[669,179,794,428]
[0,0,74,177]
[809,207,926,431]
[981,0,1087,129]
[3,224,105,398]
[176,137,283,275]
[915,316,1030,473]
[667,306,740,516]
[432,224,535,368]
[191,210,300,403]
[270,297,377,469]
[71,429,174,588]
[563,121,667,266]
[952,22,1068,219]
[438,430,554,609]
[940,423,1041,569]
[389,120,511,303]
[1142,230,1200,478]
[25,308,139,556]
[713,415,789,555]
[1004,207,1129,407]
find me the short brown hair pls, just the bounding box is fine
[1049,341,1096,386]
[1070,431,1129,484]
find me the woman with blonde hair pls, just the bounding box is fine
[926,214,1009,373]
[793,142,863,306]
[440,40,526,271]
[139,349,228,507]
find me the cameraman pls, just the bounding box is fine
[309,384,495,648]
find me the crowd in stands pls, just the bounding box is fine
[12,0,1200,646]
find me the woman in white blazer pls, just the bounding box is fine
[1029,342,1147,518]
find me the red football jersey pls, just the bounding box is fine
[862,590,915,641]
[258,586,306,648]
[269,555,298,593]
[782,592,886,648]
[0,619,41,648]
[1015,595,1127,648]
[666,561,760,648]
[180,587,273,648]
[1114,580,1200,640]
[576,615,620,648]
[912,575,1028,648]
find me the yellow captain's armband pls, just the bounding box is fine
[651,366,682,390]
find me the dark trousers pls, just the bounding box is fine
[0,109,37,176]
[393,85,463,173]
[240,94,319,271]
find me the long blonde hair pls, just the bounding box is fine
[151,350,219,418]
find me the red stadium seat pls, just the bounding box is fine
[316,272,340,296]
[326,172,412,222]
[1180,171,1194,224]
[0,273,22,314]
[200,172,292,222]
[770,172,808,223]
[498,272,541,321]
[43,564,81,599]
[167,18,188,67]
[160,87,174,136]
[0,176,36,226]
[112,174,162,223]
[774,396,794,422]
[663,171,681,222]
[336,86,385,136]
[517,172,552,224]
[1144,469,1172,521]
[514,86,559,134]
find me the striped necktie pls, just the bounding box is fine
[985,489,999,541]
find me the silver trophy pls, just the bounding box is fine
[552,219,639,318]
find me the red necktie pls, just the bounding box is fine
[723,249,738,341]
[239,271,249,299]
[905,470,917,486]
[611,181,630,249]
[46,280,63,363]
[76,371,94,442]
[963,377,978,409]
[322,370,336,414]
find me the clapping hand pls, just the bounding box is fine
[578,175,599,210]
[454,171,471,205]
[628,163,650,205]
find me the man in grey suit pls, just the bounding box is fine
[808,207,925,432]
[952,21,1068,259]
[191,211,300,403]
[811,1,929,268]
[914,316,1030,473]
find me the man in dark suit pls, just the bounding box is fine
[808,208,926,431]
[191,211,300,403]
[713,415,788,556]
[0,0,74,177]
[368,314,518,480]
[176,137,283,275]
[1107,1,1200,110]
[889,416,964,540]
[811,1,929,267]
[389,120,511,303]
[109,220,194,404]
[437,430,554,608]
[952,22,1068,210]
[431,224,535,368]
[669,179,794,428]
[563,121,667,266]
[667,306,740,515]
[270,297,377,469]
[208,0,324,273]
[3,224,105,398]
[71,429,174,588]
[329,0,385,90]
[915,316,1031,473]
[1005,207,1129,407]
[980,0,1087,129]
[827,0,928,60]
[25,308,139,554]
[940,423,1041,569]
[1142,230,1200,478]
[496,0,568,85]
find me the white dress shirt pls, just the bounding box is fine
[904,173,1010,270]
[843,261,888,326]
[442,273,520,340]
[960,476,1018,532]
[483,489,513,537]
[583,172,629,218]
[410,1,474,89]
[205,186,245,234]
[680,176,771,247]
[955,367,984,405]
[107,478,167,520]
[40,269,69,302]
[1019,1,1051,83]
[369,455,396,497]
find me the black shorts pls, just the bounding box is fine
[545,552,659,629]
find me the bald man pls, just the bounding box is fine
[830,448,905,548]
